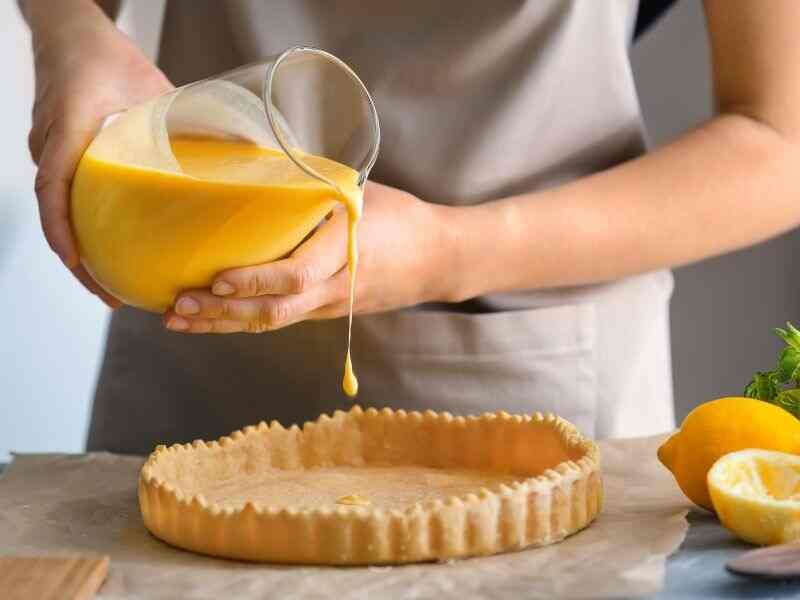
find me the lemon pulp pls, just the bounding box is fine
[709,449,800,545]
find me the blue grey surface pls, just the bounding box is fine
[656,510,800,600]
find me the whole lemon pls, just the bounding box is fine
[657,397,800,510]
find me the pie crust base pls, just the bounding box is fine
[139,406,602,564]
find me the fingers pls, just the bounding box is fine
[28,75,55,165]
[211,208,349,298]
[307,302,350,321]
[28,115,51,166]
[165,274,345,334]
[162,316,251,334]
[34,114,121,309]
[34,119,99,269]
[26,24,174,309]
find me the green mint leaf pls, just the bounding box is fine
[744,371,779,401]
[776,346,800,383]
[772,389,800,419]
[774,322,800,351]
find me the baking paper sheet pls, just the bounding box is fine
[0,435,691,599]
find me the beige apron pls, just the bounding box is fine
[88,0,674,454]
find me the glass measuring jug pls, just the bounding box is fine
[72,46,380,313]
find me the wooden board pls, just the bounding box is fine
[0,556,109,600]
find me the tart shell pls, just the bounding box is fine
[139,406,602,564]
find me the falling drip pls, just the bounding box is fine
[342,205,359,398]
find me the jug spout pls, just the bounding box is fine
[265,47,380,189]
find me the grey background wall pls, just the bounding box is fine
[0,1,795,458]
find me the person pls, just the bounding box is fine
[19,0,800,454]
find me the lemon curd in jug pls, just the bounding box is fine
[71,137,363,396]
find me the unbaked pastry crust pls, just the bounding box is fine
[139,406,602,564]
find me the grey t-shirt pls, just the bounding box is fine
[88,0,674,454]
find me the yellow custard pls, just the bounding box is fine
[72,137,362,396]
[335,493,371,506]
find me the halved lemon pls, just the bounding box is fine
[708,449,800,545]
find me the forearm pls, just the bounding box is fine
[18,0,116,52]
[443,113,800,300]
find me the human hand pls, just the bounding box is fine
[164,182,457,333]
[26,2,173,307]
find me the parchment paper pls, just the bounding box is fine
[0,435,691,599]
